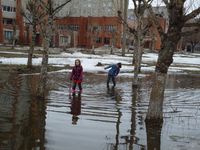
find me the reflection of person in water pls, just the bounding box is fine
[107,87,122,102]
[70,94,81,125]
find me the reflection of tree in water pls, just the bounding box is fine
[145,73,164,150]
[145,119,163,150]
[106,86,146,150]
[0,74,47,150]
[26,75,47,150]
[106,87,122,150]
[70,94,81,125]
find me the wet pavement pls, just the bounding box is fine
[0,72,200,150]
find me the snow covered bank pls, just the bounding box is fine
[0,51,199,76]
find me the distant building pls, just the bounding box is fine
[0,0,124,48]
[54,0,123,48]
[0,0,26,44]
[127,6,169,51]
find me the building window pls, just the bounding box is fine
[96,37,102,43]
[4,31,13,40]
[104,38,110,45]
[60,36,68,45]
[3,6,7,11]
[3,19,14,25]
[96,26,102,31]
[2,5,16,12]
[68,24,79,31]
[105,25,116,32]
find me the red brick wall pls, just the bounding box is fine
[154,17,167,50]
[55,16,122,48]
[143,17,167,51]
[16,0,25,44]
[0,0,3,43]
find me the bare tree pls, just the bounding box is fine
[12,21,17,49]
[110,27,117,54]
[146,0,200,120]
[122,0,129,56]
[90,25,99,54]
[118,0,153,86]
[182,19,200,52]
[37,0,72,98]
[21,0,45,69]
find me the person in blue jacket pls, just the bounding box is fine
[104,63,122,88]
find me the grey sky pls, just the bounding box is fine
[128,0,200,14]
[128,0,164,8]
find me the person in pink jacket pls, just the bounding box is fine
[70,59,83,93]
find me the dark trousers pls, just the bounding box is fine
[72,82,82,91]
[107,74,116,87]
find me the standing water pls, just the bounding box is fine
[0,72,200,150]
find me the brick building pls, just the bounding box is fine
[0,0,27,44]
[55,16,122,48]
[54,0,123,48]
[127,7,168,51]
[0,0,124,48]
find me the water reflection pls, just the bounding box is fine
[145,120,163,150]
[0,72,200,150]
[70,94,81,125]
[106,87,122,150]
[0,73,47,150]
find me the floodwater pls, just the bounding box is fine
[0,72,200,150]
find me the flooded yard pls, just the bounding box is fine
[0,72,200,150]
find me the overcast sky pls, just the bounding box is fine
[128,0,164,8]
[128,0,199,13]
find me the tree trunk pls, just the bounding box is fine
[146,73,166,120]
[110,33,115,54]
[12,23,17,49]
[37,17,53,98]
[37,38,49,98]
[133,39,140,86]
[27,24,36,69]
[92,44,95,54]
[155,38,178,73]
[155,4,183,74]
[146,0,198,121]
[146,34,181,120]
[121,0,128,56]
[133,17,143,86]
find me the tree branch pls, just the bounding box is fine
[184,22,200,27]
[118,11,137,36]
[38,0,50,14]
[146,5,166,40]
[181,28,200,37]
[162,0,169,5]
[22,12,33,25]
[52,0,72,16]
[142,23,152,35]
[184,7,200,22]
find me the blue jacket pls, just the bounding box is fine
[105,64,120,77]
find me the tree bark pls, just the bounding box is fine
[27,24,37,69]
[146,73,166,120]
[37,38,49,98]
[133,16,143,86]
[121,0,128,56]
[12,23,17,49]
[146,0,200,121]
[37,17,52,98]
[155,34,180,73]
